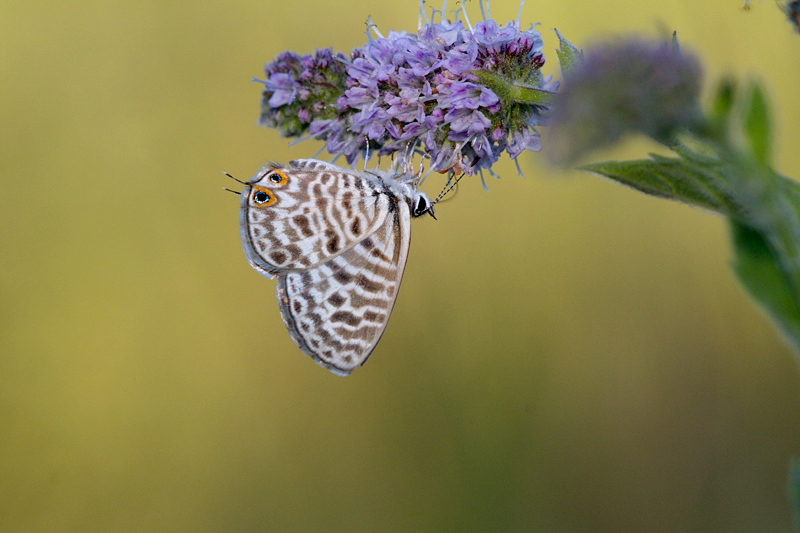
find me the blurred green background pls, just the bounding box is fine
[2,0,800,530]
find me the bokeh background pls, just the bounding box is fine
[3,0,800,530]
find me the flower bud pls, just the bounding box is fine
[548,37,703,164]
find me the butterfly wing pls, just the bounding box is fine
[276,198,412,375]
[240,160,389,278]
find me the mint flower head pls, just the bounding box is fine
[547,37,703,164]
[256,1,557,178]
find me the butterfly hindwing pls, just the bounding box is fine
[275,199,412,375]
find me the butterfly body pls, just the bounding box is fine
[239,159,432,375]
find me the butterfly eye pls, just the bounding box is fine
[253,190,272,205]
[268,171,287,184]
[412,195,431,217]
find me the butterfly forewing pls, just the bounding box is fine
[240,161,388,278]
[276,199,411,375]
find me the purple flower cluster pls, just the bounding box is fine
[257,11,557,176]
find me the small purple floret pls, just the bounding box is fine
[264,73,296,108]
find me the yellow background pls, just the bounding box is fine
[2,0,800,530]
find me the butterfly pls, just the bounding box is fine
[233,159,437,375]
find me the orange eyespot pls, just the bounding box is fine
[265,170,288,185]
[251,187,277,206]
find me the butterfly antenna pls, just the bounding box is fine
[223,171,247,185]
[222,187,241,195]
[362,136,370,171]
[436,176,461,204]
[431,171,466,206]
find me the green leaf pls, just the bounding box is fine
[580,155,732,213]
[741,81,771,164]
[582,148,800,225]
[707,78,736,139]
[730,221,800,356]
[724,157,800,292]
[554,28,583,77]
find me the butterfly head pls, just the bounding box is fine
[411,191,436,220]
